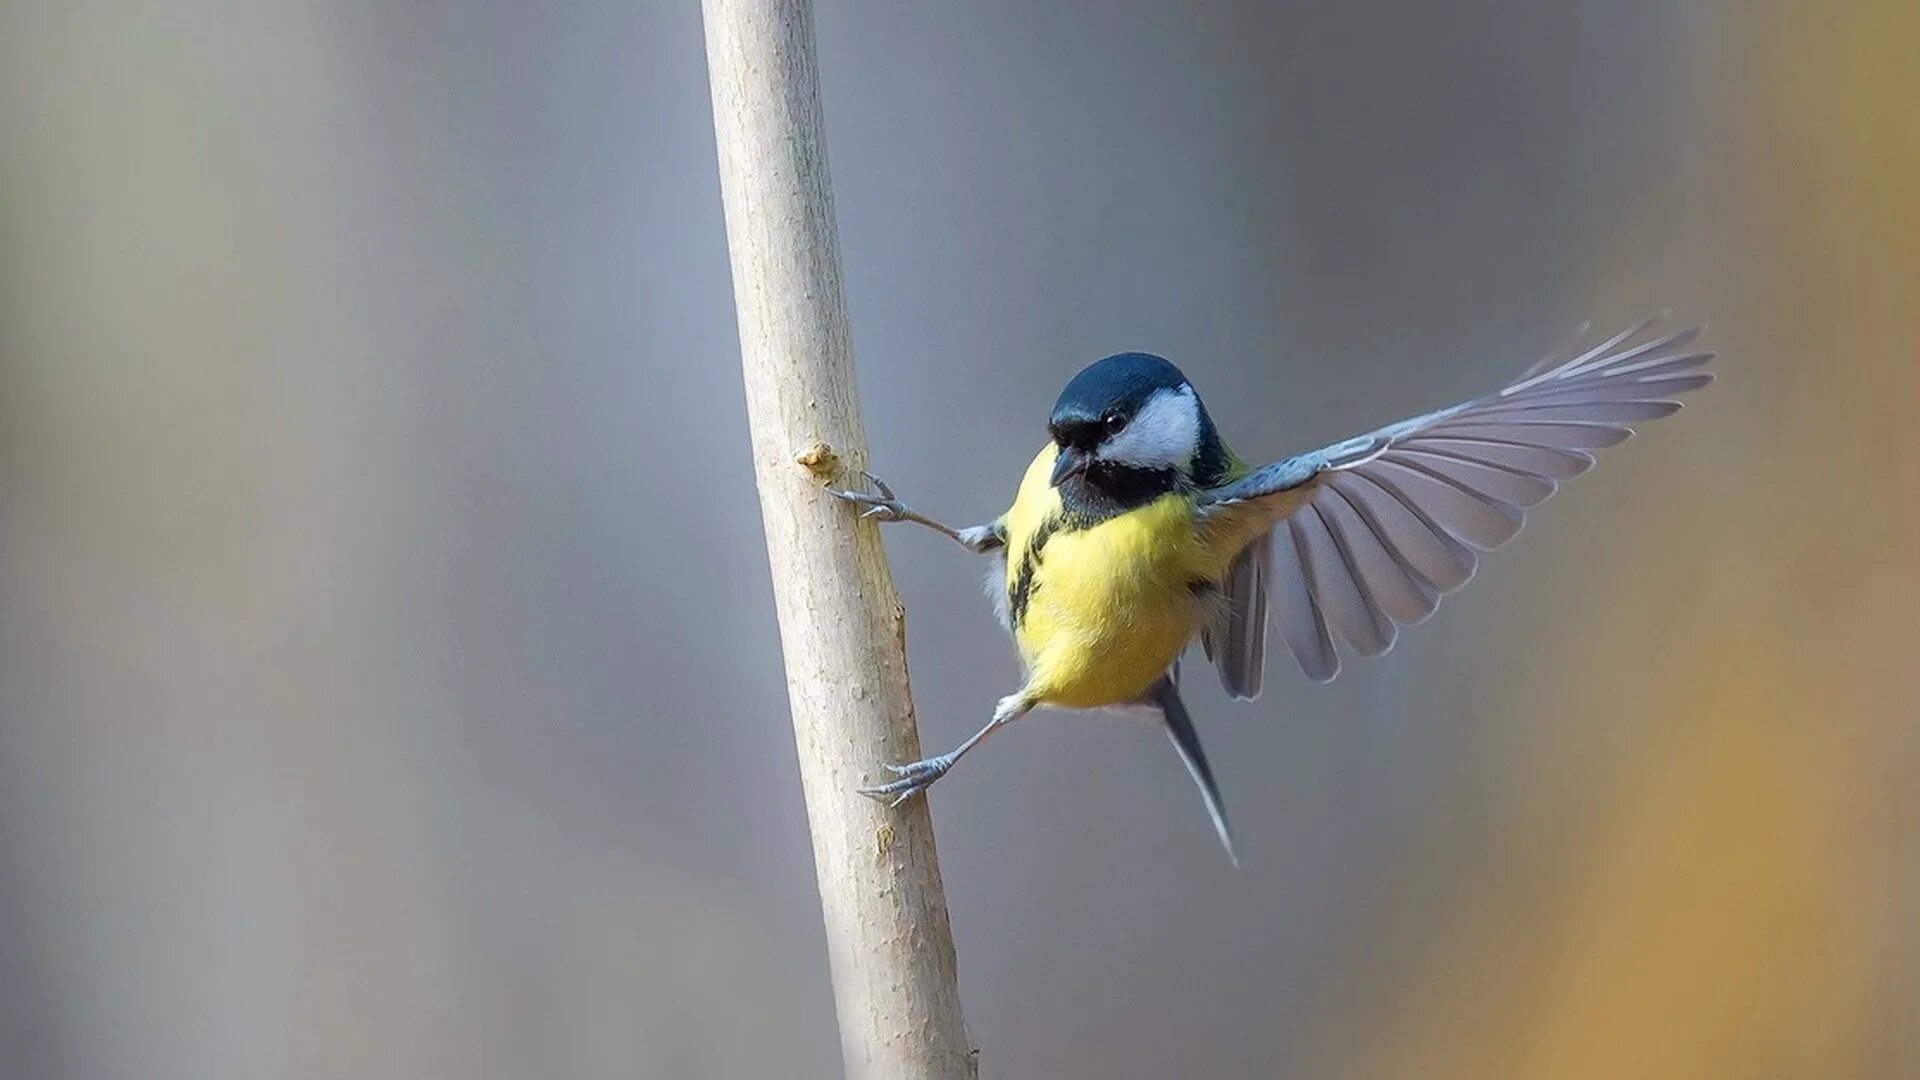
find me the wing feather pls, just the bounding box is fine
[1294,502,1396,657]
[1464,400,1684,424]
[1202,539,1270,699]
[1269,520,1338,682]
[1197,318,1714,683]
[1332,471,1478,592]
[1431,420,1635,450]
[1481,378,1705,409]
[1317,483,1441,625]
[1399,436,1594,479]
[1366,458,1526,549]
[1392,448,1558,507]
[1604,351,1715,380]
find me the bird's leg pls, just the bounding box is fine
[828,470,1004,553]
[860,693,1034,807]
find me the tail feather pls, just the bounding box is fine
[1151,677,1238,865]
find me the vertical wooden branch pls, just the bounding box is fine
[700,1,975,1077]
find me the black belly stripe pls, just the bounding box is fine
[1007,516,1061,629]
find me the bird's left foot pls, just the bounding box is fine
[859,753,955,807]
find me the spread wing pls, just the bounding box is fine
[1196,318,1714,686]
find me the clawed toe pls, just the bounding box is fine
[858,470,895,500]
[827,472,909,522]
[859,756,951,806]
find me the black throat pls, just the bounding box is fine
[1056,462,1184,526]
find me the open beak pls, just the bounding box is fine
[1050,445,1092,487]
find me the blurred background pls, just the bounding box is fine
[2,1,1916,1077]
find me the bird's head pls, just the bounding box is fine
[1047,352,1228,504]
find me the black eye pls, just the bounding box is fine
[1103,412,1127,435]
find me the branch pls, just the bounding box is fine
[700,1,975,1077]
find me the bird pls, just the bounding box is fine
[830,318,1713,862]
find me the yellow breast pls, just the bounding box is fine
[1002,445,1230,709]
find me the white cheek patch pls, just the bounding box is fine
[1100,385,1201,471]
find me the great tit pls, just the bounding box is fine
[832,318,1713,862]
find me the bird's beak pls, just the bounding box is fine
[1050,445,1092,487]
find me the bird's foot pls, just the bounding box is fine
[859,753,955,807]
[827,470,914,523]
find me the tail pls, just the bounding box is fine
[1149,675,1238,865]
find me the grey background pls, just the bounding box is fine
[2,1,1915,1077]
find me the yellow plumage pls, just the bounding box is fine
[1002,444,1242,709]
